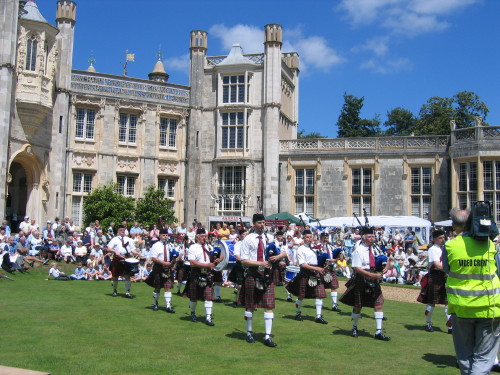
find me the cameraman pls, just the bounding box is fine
[443,207,500,374]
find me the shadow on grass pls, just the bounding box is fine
[404,324,446,333]
[225,330,269,343]
[422,353,457,369]
[332,328,373,338]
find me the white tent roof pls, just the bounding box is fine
[311,215,432,228]
[434,219,452,226]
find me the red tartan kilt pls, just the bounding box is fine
[271,266,283,284]
[340,272,384,308]
[323,272,339,290]
[110,256,133,278]
[145,264,174,289]
[239,274,275,309]
[286,272,326,299]
[176,264,190,283]
[212,271,223,283]
[417,270,447,305]
[183,271,214,302]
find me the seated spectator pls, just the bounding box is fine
[90,244,104,265]
[47,263,70,280]
[85,263,98,280]
[47,241,61,261]
[2,220,12,237]
[94,230,108,248]
[60,239,75,263]
[74,240,88,264]
[30,231,48,260]
[80,230,92,252]
[335,252,351,278]
[131,258,149,282]
[97,264,113,280]
[382,257,398,283]
[407,252,428,286]
[16,236,46,267]
[86,253,99,269]
[141,241,152,260]
[70,262,87,280]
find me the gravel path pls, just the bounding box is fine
[336,280,421,304]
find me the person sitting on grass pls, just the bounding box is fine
[60,239,75,263]
[336,252,351,279]
[47,263,70,280]
[382,257,398,283]
[85,263,98,280]
[98,264,113,280]
[74,240,88,264]
[70,262,87,280]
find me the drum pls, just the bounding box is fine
[285,266,300,282]
[213,240,237,271]
[124,258,140,274]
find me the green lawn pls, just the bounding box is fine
[0,264,458,375]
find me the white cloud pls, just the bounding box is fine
[353,36,390,56]
[360,57,413,74]
[209,24,263,54]
[165,53,190,75]
[337,0,479,36]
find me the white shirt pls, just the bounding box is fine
[296,244,318,266]
[60,244,73,256]
[107,235,135,256]
[427,244,442,266]
[240,232,269,262]
[351,242,373,270]
[49,267,61,278]
[233,241,242,258]
[151,241,171,262]
[188,243,212,265]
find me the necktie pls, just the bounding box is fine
[202,245,207,261]
[164,242,168,262]
[257,235,264,261]
[368,246,375,269]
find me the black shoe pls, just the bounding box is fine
[332,305,342,313]
[112,291,118,297]
[215,297,222,303]
[42,259,50,265]
[205,319,215,326]
[448,327,453,334]
[176,291,182,296]
[374,332,391,341]
[191,313,197,322]
[246,333,255,343]
[152,304,158,311]
[382,316,388,321]
[125,293,132,299]
[491,363,500,373]
[351,327,358,338]
[425,322,434,332]
[264,338,277,347]
[295,313,303,321]
[286,297,293,302]
[315,316,328,324]
[165,307,175,314]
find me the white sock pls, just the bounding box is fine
[189,301,197,314]
[444,305,451,321]
[124,280,131,293]
[215,285,221,298]
[112,279,118,291]
[164,291,172,308]
[374,311,384,333]
[352,312,361,328]
[245,311,253,333]
[264,312,273,339]
[286,291,292,298]
[204,301,213,319]
[296,298,303,314]
[331,291,338,306]
[153,292,159,304]
[315,298,323,318]
[425,305,434,323]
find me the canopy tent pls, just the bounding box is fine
[311,215,433,244]
[294,212,318,224]
[265,212,302,225]
[434,219,452,227]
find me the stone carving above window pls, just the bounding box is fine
[158,161,177,174]
[117,157,138,172]
[73,152,96,169]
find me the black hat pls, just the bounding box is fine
[276,231,284,236]
[196,228,206,235]
[118,225,126,230]
[432,229,445,239]
[361,227,374,235]
[302,229,312,235]
[159,228,168,235]
[320,232,329,237]
[253,213,266,223]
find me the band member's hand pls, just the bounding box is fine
[373,273,383,280]
[268,255,278,263]
[208,263,216,269]
[317,267,325,274]
[214,258,221,265]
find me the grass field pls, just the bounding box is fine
[0,264,459,375]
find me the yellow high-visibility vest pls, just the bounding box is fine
[445,234,500,318]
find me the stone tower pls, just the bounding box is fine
[49,0,77,219]
[262,24,282,215]
[0,1,20,217]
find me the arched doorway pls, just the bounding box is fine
[7,162,28,232]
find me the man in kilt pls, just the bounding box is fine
[175,236,191,295]
[417,229,451,333]
[286,230,328,324]
[228,228,248,306]
[107,225,139,298]
[145,229,177,313]
[239,214,287,347]
[184,228,219,326]
[319,232,342,313]
[340,227,390,341]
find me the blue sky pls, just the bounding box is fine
[37,0,500,137]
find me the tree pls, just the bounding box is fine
[82,183,135,229]
[415,96,454,135]
[336,93,380,138]
[384,107,418,136]
[297,130,327,139]
[135,185,177,227]
[453,90,489,129]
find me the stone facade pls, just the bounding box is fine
[1,1,499,232]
